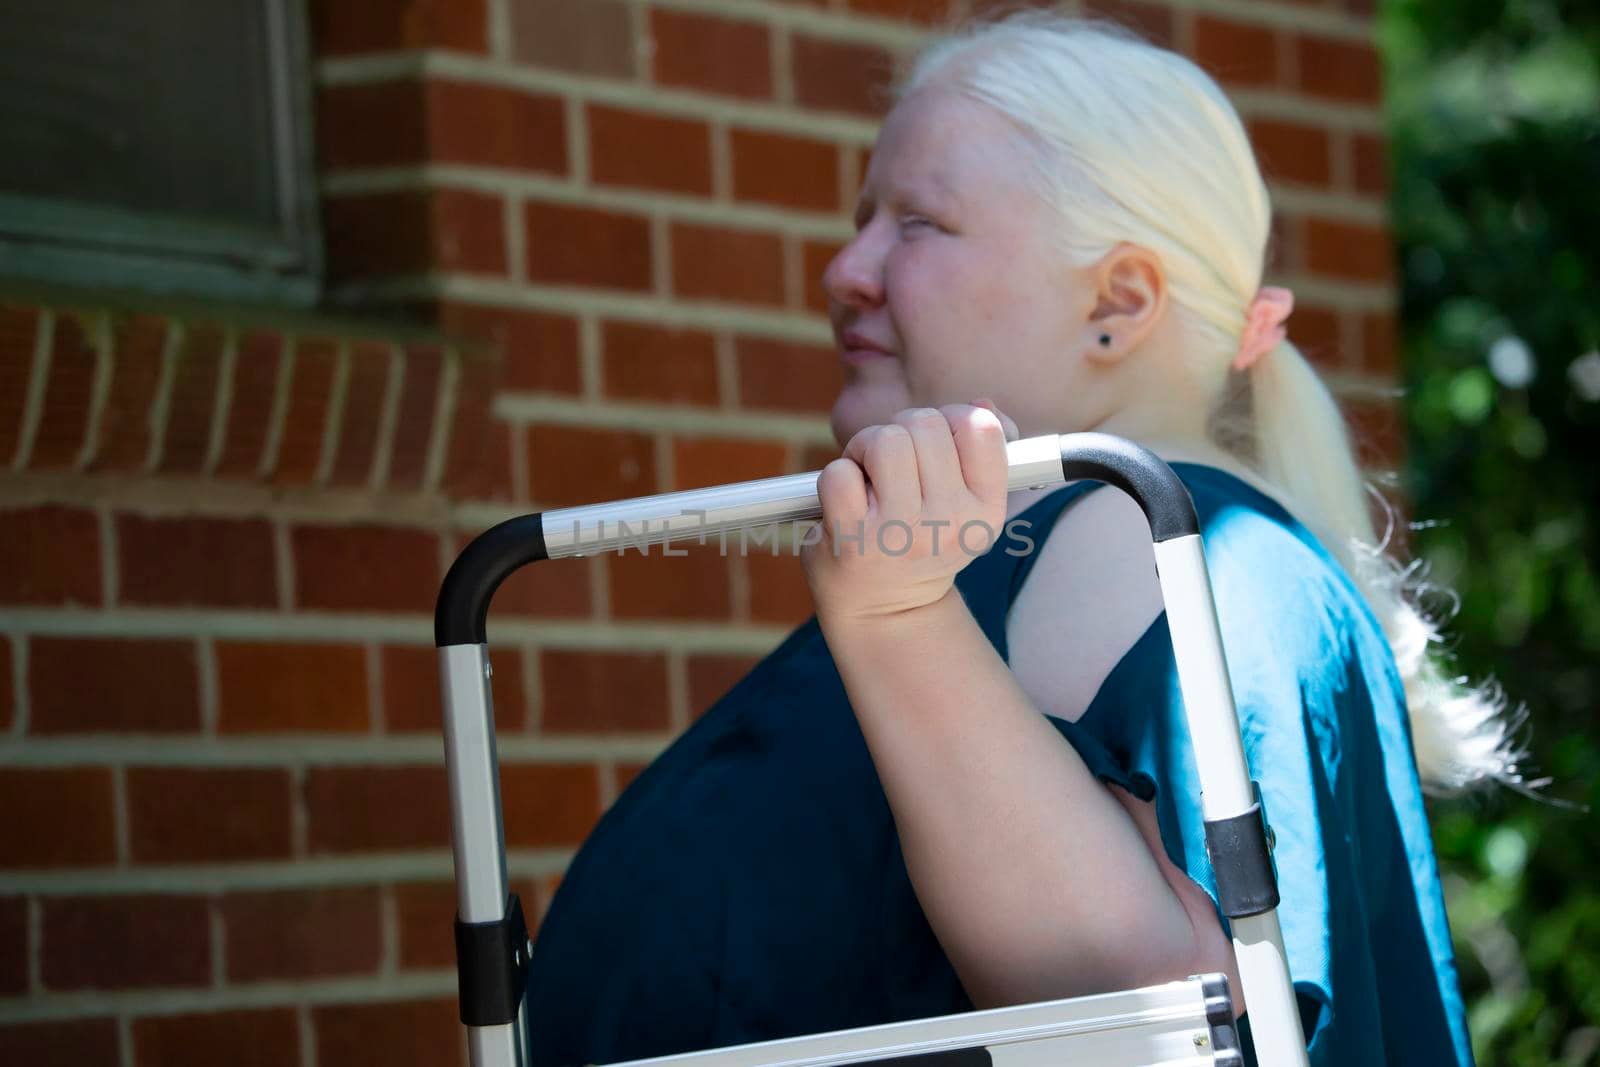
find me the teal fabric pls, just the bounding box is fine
[523,464,1473,1067]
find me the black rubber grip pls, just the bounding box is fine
[1058,433,1198,542]
[435,514,547,646]
[1204,801,1280,918]
[454,893,531,1027]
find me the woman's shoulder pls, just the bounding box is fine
[1174,465,1368,615]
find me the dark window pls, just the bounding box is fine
[0,0,322,303]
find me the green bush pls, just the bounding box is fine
[1381,1,1600,1062]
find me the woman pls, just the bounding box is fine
[523,14,1524,1065]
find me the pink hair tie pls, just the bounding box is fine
[1231,286,1295,372]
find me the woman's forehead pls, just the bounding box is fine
[861,91,1026,204]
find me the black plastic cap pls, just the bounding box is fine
[1204,801,1281,919]
[435,514,547,646]
[454,893,531,1027]
[1057,433,1198,542]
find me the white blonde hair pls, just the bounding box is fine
[902,11,1527,793]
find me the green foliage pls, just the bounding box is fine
[1380,1,1600,1062]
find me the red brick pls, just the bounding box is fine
[322,79,565,174]
[1303,217,1395,282]
[42,895,210,990]
[318,80,427,168]
[748,551,815,624]
[444,411,515,502]
[384,644,525,732]
[215,641,370,733]
[590,105,713,196]
[735,336,843,414]
[792,35,895,117]
[222,889,382,981]
[1351,132,1390,196]
[459,533,594,619]
[381,643,440,733]
[395,882,456,969]
[292,523,440,613]
[844,0,951,23]
[501,763,603,846]
[273,337,340,486]
[650,10,772,100]
[803,239,847,313]
[305,766,451,852]
[1248,118,1333,188]
[0,305,40,463]
[526,424,657,507]
[158,323,226,474]
[1078,0,1176,48]
[1296,34,1383,104]
[539,650,671,734]
[524,201,653,291]
[127,767,294,863]
[315,998,463,1067]
[672,435,787,490]
[429,81,566,173]
[92,314,168,471]
[30,311,98,469]
[214,329,285,479]
[731,129,839,212]
[312,0,487,56]
[116,514,277,608]
[1288,303,1344,371]
[1361,311,1398,376]
[30,637,200,733]
[800,441,842,471]
[439,350,513,502]
[608,545,732,620]
[0,1019,120,1065]
[0,896,23,994]
[0,506,101,606]
[510,0,634,78]
[387,344,443,490]
[687,653,762,719]
[1343,397,1405,469]
[601,321,720,406]
[324,189,507,280]
[134,1009,299,1067]
[1193,14,1283,89]
[670,223,786,306]
[0,768,116,867]
[329,341,395,487]
[438,303,582,395]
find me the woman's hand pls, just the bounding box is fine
[802,402,1019,625]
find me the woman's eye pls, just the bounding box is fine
[900,215,936,232]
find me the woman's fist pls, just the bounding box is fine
[801,402,1017,624]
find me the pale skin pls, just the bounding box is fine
[800,87,1258,1012]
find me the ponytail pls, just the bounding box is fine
[1243,340,1529,793]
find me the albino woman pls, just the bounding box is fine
[524,14,1521,1066]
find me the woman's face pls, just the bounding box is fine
[823,88,1095,447]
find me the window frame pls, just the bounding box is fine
[0,0,324,305]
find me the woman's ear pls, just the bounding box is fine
[1085,243,1167,365]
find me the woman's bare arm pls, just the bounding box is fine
[817,589,1244,1013]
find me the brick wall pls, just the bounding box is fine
[0,0,1396,1063]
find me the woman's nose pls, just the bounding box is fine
[821,231,885,310]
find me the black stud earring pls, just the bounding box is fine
[1098,333,1111,347]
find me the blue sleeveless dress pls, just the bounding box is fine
[523,464,1474,1067]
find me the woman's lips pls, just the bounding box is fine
[841,347,894,366]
